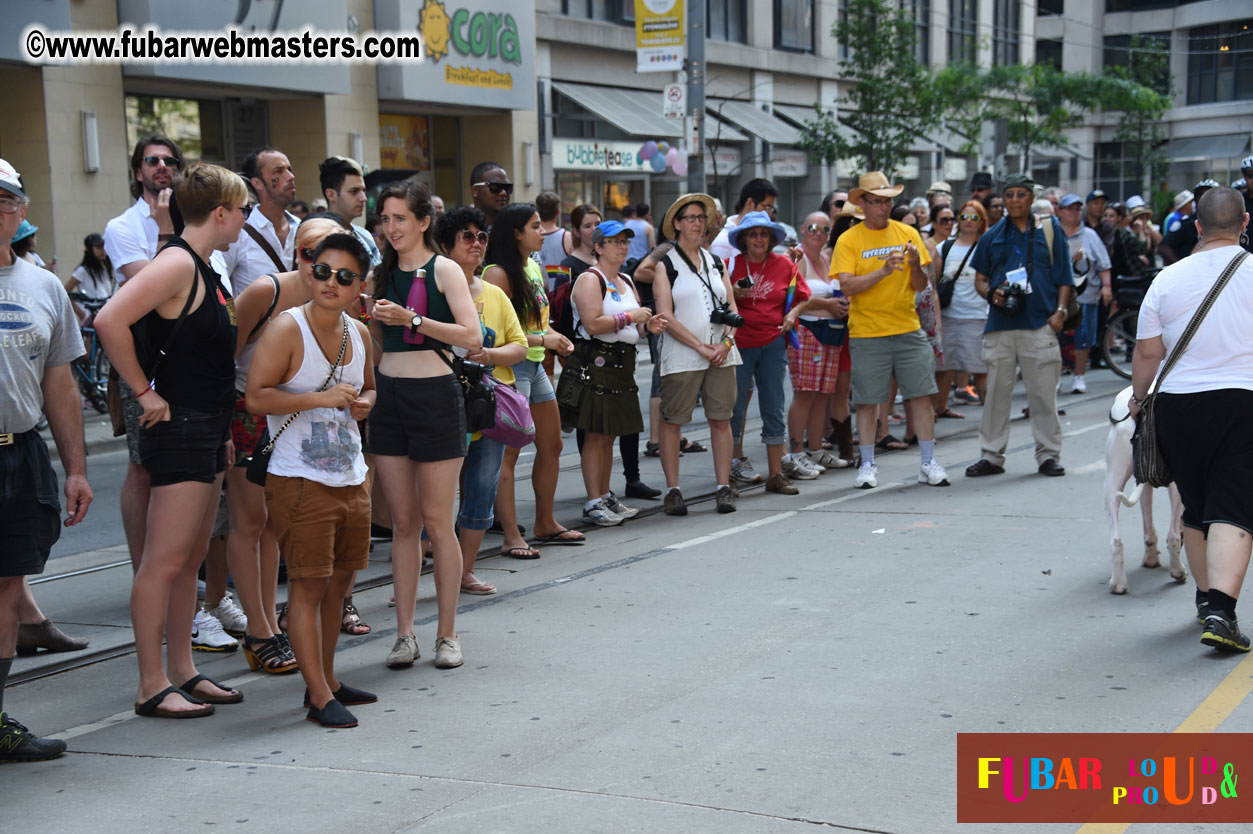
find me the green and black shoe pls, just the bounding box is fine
[0,712,67,763]
[1201,613,1251,653]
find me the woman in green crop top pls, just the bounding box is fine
[483,204,583,556]
[367,180,482,670]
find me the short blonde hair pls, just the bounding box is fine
[295,217,342,252]
[175,162,247,225]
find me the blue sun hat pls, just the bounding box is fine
[11,219,37,243]
[729,211,786,251]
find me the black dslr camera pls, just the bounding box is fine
[710,303,744,328]
[1000,283,1027,314]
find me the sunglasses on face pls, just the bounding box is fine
[473,181,514,196]
[299,246,317,262]
[936,216,954,224]
[805,224,830,235]
[311,262,360,286]
[862,195,892,208]
[457,229,489,245]
[143,155,179,168]
[763,205,778,218]
[833,200,845,208]
[958,213,981,221]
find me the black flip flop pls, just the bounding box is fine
[178,674,244,705]
[875,434,909,452]
[679,437,707,453]
[135,685,215,718]
[533,530,586,546]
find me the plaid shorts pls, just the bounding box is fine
[786,324,842,394]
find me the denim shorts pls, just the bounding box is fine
[458,435,506,531]
[0,430,62,576]
[139,403,232,488]
[512,358,556,405]
[1074,303,1099,351]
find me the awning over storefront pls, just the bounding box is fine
[773,104,833,129]
[1160,133,1251,162]
[552,81,683,138]
[703,114,750,144]
[708,99,802,145]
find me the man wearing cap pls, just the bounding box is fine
[0,158,93,761]
[834,172,949,490]
[1162,181,1219,264]
[1056,193,1111,394]
[1084,189,1115,252]
[966,173,1072,478]
[1241,156,1253,240]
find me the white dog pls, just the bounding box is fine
[1105,386,1186,594]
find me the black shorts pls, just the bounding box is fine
[0,430,62,576]
[1154,389,1253,536]
[139,403,232,488]
[367,372,467,462]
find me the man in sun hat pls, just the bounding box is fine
[1163,189,1194,238]
[833,172,948,490]
[0,157,93,762]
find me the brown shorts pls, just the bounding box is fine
[264,475,370,580]
[659,364,738,425]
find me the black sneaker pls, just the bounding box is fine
[0,712,67,763]
[1197,599,1211,626]
[1201,613,1251,653]
[714,485,737,514]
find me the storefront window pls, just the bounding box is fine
[125,96,225,163]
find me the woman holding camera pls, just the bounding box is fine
[652,194,741,516]
[725,212,812,495]
[560,221,668,526]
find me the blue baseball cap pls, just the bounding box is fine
[1085,189,1107,203]
[591,219,634,244]
[1058,193,1083,208]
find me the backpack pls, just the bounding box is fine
[660,246,726,288]
[549,269,637,341]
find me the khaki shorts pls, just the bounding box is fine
[660,364,738,425]
[849,330,938,405]
[265,475,370,580]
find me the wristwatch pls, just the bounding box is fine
[1055,305,1066,314]
[409,313,424,330]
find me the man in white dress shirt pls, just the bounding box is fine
[221,146,299,295]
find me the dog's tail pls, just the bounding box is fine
[1117,481,1145,507]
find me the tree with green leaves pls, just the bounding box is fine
[797,0,943,178]
[1103,34,1173,196]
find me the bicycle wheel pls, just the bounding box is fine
[1101,308,1137,380]
[90,348,112,414]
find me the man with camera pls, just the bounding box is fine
[967,174,1073,478]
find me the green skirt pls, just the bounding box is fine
[556,340,643,436]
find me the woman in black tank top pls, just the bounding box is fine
[95,162,249,718]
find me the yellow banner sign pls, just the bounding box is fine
[635,0,683,73]
[378,114,431,171]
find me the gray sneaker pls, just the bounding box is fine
[433,636,463,668]
[715,485,737,514]
[386,634,420,668]
[663,489,688,516]
[582,500,623,527]
[604,493,639,520]
[781,457,820,480]
[731,457,764,485]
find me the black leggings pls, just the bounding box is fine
[575,431,641,482]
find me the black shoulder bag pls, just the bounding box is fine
[938,238,974,310]
[1132,250,1249,487]
[436,348,497,434]
[246,314,350,486]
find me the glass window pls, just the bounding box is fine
[1187,20,1253,105]
[1036,39,1062,70]
[560,0,633,23]
[125,96,225,164]
[709,0,747,44]
[1103,33,1171,94]
[948,0,977,64]
[992,0,1020,66]
[776,0,814,52]
[1038,0,1062,14]
[902,0,931,64]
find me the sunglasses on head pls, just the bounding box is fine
[804,224,830,235]
[958,212,981,221]
[473,181,514,196]
[457,229,489,245]
[143,155,179,168]
[311,262,360,286]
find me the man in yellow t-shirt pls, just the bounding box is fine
[833,171,947,489]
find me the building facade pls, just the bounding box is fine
[3,0,1250,272]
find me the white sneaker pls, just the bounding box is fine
[1069,376,1087,394]
[855,461,878,489]
[191,609,238,652]
[433,636,463,669]
[205,594,247,638]
[919,458,951,486]
[583,500,623,527]
[782,456,820,480]
[801,450,831,473]
[604,494,639,520]
[810,449,851,469]
[731,457,764,485]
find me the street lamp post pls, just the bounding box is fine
[685,0,705,193]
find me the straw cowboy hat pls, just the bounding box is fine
[848,171,904,204]
[661,192,717,240]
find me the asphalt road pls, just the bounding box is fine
[8,368,1251,833]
